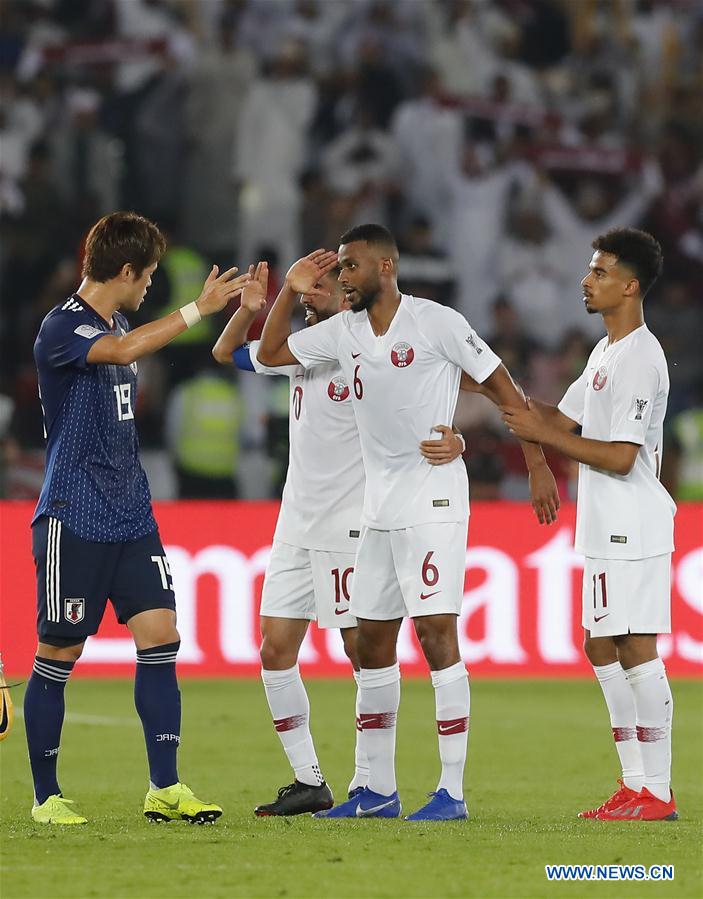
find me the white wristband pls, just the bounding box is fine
[180,301,201,329]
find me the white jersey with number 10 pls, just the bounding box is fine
[248,340,363,554]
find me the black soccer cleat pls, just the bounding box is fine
[254,780,334,817]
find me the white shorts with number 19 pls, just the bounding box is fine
[582,554,672,637]
[260,540,357,629]
[350,521,469,621]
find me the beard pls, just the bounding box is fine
[350,286,379,313]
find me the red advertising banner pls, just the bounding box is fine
[1,502,701,677]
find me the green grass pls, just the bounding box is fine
[1,679,701,899]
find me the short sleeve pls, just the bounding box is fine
[558,371,588,426]
[37,313,107,370]
[430,306,501,383]
[609,355,660,445]
[286,314,342,369]
[245,340,299,378]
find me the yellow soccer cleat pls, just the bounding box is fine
[143,782,222,825]
[0,653,14,742]
[31,795,87,825]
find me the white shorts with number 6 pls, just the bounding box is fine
[260,540,357,629]
[350,521,469,621]
[582,554,672,637]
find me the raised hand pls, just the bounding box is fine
[196,265,252,317]
[241,261,269,313]
[285,249,338,296]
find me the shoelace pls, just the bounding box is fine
[277,783,298,799]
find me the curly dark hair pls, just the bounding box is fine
[591,227,663,298]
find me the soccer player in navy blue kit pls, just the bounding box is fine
[26,211,251,825]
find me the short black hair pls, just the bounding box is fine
[339,223,398,256]
[591,227,663,298]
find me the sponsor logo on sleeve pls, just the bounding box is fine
[465,332,484,355]
[328,377,350,402]
[592,366,608,391]
[433,499,450,507]
[390,342,414,368]
[632,398,649,421]
[74,324,102,339]
[610,535,627,544]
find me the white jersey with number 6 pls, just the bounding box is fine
[558,325,676,560]
[287,295,501,530]
[249,340,363,553]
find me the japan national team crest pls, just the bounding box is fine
[391,341,414,368]
[328,377,350,402]
[592,366,608,391]
[64,598,85,624]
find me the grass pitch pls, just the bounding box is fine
[1,678,701,899]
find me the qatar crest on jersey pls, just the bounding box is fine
[328,377,350,402]
[391,341,414,368]
[592,366,608,391]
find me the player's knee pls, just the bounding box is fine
[414,623,457,670]
[37,641,85,663]
[341,628,359,669]
[259,637,296,671]
[583,634,617,666]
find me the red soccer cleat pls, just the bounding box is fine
[578,779,639,819]
[596,787,678,821]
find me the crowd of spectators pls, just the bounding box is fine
[1,0,701,501]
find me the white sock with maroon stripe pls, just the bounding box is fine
[431,662,469,801]
[625,658,673,802]
[348,670,370,793]
[358,663,400,797]
[261,665,324,787]
[593,662,644,792]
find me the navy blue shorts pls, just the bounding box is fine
[32,516,176,647]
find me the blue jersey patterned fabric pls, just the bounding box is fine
[33,294,156,542]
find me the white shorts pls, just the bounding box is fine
[350,521,468,621]
[582,554,672,637]
[260,540,357,629]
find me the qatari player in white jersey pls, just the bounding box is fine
[212,257,464,816]
[503,227,678,822]
[258,224,560,821]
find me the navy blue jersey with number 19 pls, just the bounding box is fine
[33,294,156,541]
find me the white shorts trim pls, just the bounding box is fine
[260,541,357,629]
[582,554,672,637]
[47,517,62,623]
[350,521,468,621]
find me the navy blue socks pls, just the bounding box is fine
[24,657,75,804]
[134,642,181,789]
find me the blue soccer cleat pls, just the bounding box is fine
[313,786,401,819]
[405,789,468,821]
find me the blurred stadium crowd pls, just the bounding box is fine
[0,0,701,502]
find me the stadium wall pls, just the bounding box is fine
[1,501,701,678]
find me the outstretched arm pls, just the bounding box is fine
[502,400,639,475]
[212,262,268,364]
[87,265,251,366]
[258,249,338,367]
[480,364,561,524]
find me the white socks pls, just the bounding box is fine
[358,663,400,797]
[625,658,673,802]
[431,662,470,801]
[593,662,644,792]
[349,670,370,793]
[261,665,324,787]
